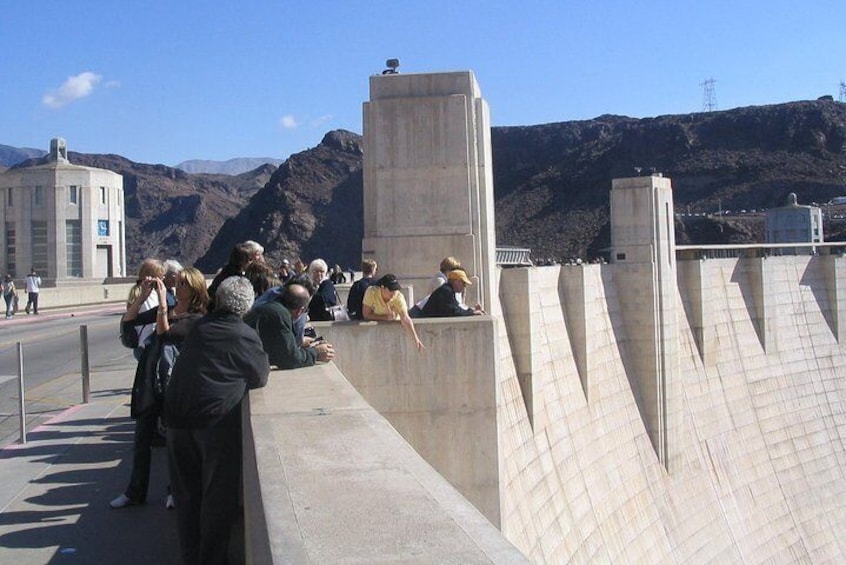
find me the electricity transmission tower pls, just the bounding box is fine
[700,78,718,111]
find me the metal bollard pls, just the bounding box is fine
[80,325,90,404]
[17,342,26,444]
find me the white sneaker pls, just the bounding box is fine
[109,494,138,509]
[165,494,175,510]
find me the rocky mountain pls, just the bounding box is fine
[199,99,846,269]
[6,99,846,271]
[490,100,846,260]
[175,157,285,175]
[195,130,363,272]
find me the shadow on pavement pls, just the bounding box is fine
[0,419,182,565]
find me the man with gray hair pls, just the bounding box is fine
[165,276,269,565]
[162,259,183,307]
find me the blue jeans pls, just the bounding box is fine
[3,293,13,317]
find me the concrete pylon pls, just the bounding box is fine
[610,174,680,471]
[361,71,497,309]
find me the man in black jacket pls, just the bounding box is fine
[165,276,269,565]
[346,259,377,320]
[245,282,335,369]
[420,269,485,318]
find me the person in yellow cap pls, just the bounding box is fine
[420,269,484,317]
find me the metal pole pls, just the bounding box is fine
[80,325,90,404]
[17,342,26,445]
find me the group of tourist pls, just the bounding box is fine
[111,241,485,565]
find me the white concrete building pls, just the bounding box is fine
[0,138,126,284]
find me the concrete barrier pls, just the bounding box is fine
[242,363,527,564]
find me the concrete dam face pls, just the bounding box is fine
[289,70,846,562]
[494,256,846,562]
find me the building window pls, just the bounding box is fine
[66,220,82,277]
[7,188,12,207]
[69,185,78,204]
[5,224,15,276]
[98,220,110,236]
[34,186,43,206]
[31,222,48,273]
[100,186,106,205]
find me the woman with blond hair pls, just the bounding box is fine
[126,259,166,357]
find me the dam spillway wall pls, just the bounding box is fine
[495,255,846,562]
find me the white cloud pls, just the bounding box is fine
[280,115,299,129]
[309,114,333,127]
[43,71,103,108]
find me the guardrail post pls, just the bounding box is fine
[17,342,26,444]
[80,325,90,404]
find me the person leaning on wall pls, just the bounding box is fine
[362,273,425,351]
[420,269,484,318]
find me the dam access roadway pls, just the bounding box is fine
[0,305,131,448]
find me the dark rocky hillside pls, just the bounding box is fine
[200,100,846,268]
[8,99,846,271]
[491,100,846,260]
[195,130,363,272]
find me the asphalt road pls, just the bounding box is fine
[0,307,135,447]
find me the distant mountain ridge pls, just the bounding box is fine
[175,157,285,175]
[0,144,284,176]
[0,144,46,167]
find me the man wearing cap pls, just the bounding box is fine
[420,269,484,318]
[362,274,425,351]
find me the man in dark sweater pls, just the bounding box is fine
[346,259,378,320]
[165,276,269,565]
[245,282,335,369]
[420,269,485,318]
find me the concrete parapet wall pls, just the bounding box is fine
[25,281,134,311]
[316,316,501,526]
[242,364,527,564]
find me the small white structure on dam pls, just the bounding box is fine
[250,69,846,563]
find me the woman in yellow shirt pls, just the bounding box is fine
[362,274,425,351]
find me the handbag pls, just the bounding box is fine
[326,288,350,321]
[327,304,350,321]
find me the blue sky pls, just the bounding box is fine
[2,1,843,166]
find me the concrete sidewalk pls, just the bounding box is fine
[0,365,182,564]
